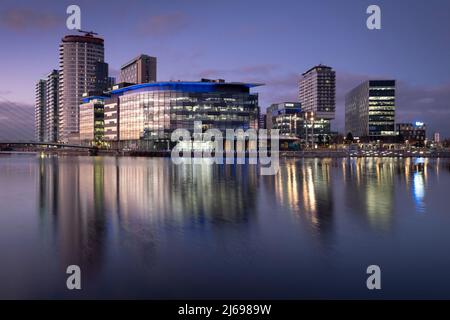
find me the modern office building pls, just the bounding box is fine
[58,32,108,143]
[88,79,261,149]
[397,122,426,147]
[44,70,59,142]
[266,102,302,137]
[35,80,46,142]
[299,65,336,120]
[79,96,105,145]
[120,54,157,84]
[345,80,396,141]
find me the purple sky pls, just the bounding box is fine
[1,0,450,138]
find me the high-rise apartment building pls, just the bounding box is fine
[58,32,107,142]
[35,80,46,142]
[120,54,157,84]
[299,65,336,120]
[345,80,396,140]
[44,70,59,142]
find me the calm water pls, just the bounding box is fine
[0,154,450,299]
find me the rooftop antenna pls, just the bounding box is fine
[77,29,98,36]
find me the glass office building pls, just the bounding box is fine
[79,97,105,145]
[345,80,396,141]
[94,79,261,149]
[266,102,302,137]
[265,102,331,146]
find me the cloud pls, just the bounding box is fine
[139,12,189,37]
[0,8,61,31]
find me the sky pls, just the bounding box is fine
[0,0,450,138]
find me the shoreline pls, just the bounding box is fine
[2,150,450,158]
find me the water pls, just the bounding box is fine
[0,154,450,299]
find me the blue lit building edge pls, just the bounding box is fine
[109,81,263,95]
[82,96,108,103]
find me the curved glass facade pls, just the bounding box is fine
[114,82,260,141]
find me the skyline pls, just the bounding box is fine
[0,0,450,137]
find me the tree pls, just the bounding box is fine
[318,134,324,145]
[345,132,354,144]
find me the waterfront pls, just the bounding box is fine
[0,154,450,299]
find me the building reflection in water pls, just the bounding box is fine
[36,156,259,276]
[344,158,395,231]
[267,158,335,245]
[411,158,428,213]
[35,155,441,282]
[104,158,259,226]
[37,156,107,278]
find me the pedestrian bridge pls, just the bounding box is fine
[0,141,94,150]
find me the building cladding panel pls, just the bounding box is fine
[58,34,106,142]
[104,99,119,141]
[79,99,104,142]
[105,81,260,142]
[299,65,336,120]
[345,80,396,139]
[120,54,157,84]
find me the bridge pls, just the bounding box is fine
[0,141,94,149]
[0,96,98,152]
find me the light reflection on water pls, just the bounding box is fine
[0,155,450,299]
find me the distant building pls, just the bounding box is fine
[258,112,266,130]
[345,80,396,141]
[397,122,426,147]
[266,102,331,145]
[107,77,116,90]
[266,102,302,137]
[35,80,46,142]
[434,132,441,144]
[58,32,107,143]
[299,65,336,120]
[120,54,157,84]
[44,70,59,142]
